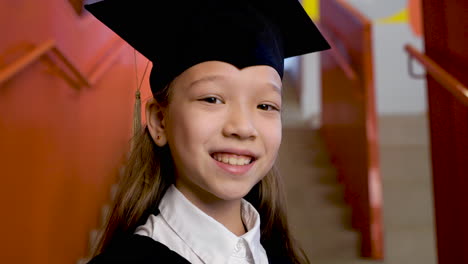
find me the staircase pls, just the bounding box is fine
[279,126,369,262]
[279,74,437,263]
[278,91,375,262]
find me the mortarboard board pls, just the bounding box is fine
[84,0,330,96]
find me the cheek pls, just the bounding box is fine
[261,118,282,156]
[167,109,195,148]
[166,106,219,152]
[165,107,205,178]
[271,129,282,157]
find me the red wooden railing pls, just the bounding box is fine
[0,37,126,88]
[319,0,384,259]
[405,45,468,107]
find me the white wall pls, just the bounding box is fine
[299,1,427,119]
[373,24,427,114]
[300,53,321,121]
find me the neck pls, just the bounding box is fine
[175,184,246,236]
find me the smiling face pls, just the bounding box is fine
[147,61,282,204]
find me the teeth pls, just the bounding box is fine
[213,153,252,166]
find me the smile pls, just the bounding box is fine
[210,151,257,175]
[212,153,253,166]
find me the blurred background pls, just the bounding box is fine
[0,0,467,263]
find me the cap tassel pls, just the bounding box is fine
[132,50,150,145]
[132,90,142,139]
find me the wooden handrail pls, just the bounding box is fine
[0,38,126,88]
[0,40,55,85]
[0,39,90,88]
[318,23,358,81]
[405,44,468,107]
[89,39,127,84]
[52,44,91,87]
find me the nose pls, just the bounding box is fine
[222,105,258,140]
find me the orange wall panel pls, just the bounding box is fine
[0,1,152,263]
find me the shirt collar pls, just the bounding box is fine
[158,185,264,264]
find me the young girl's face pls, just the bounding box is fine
[150,61,282,202]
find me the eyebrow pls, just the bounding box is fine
[188,75,226,88]
[188,75,282,95]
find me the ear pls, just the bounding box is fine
[146,98,168,147]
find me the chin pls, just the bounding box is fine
[211,182,257,201]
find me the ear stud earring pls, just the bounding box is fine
[157,135,161,140]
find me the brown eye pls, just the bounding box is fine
[201,97,222,104]
[258,104,279,111]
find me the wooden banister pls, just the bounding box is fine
[0,38,126,88]
[88,39,127,85]
[405,44,468,107]
[0,40,55,85]
[318,25,358,81]
[51,44,91,87]
[320,0,383,259]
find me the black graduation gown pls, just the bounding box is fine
[88,234,293,264]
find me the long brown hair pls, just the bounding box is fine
[92,83,310,264]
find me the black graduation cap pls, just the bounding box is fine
[84,0,330,95]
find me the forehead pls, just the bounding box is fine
[174,61,282,90]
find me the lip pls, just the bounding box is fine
[210,148,258,175]
[213,158,255,175]
[209,148,258,160]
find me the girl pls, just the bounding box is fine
[84,0,329,263]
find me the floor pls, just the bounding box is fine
[278,77,438,263]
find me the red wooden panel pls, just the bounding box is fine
[422,0,468,263]
[319,0,383,259]
[0,1,152,263]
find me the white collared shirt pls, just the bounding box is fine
[135,185,269,264]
